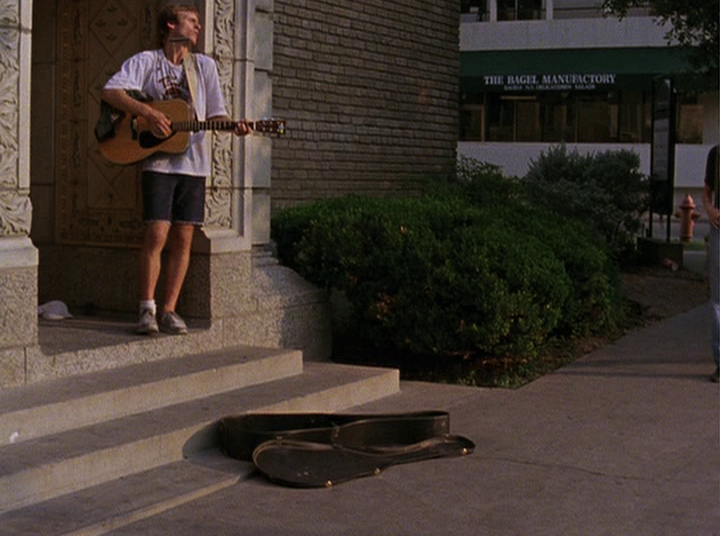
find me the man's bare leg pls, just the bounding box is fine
[139,221,171,302]
[161,223,195,314]
[137,221,171,334]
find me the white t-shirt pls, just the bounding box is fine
[104,49,228,177]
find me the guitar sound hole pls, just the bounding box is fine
[138,131,175,149]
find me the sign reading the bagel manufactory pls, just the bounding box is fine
[482,73,618,91]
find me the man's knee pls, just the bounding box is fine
[143,221,171,252]
[167,223,195,250]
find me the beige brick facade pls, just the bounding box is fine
[271,0,460,209]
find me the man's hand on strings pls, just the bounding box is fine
[234,120,253,136]
[144,107,173,138]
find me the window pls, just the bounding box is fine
[553,0,652,19]
[485,94,515,141]
[516,100,542,141]
[540,95,575,142]
[461,0,489,21]
[553,0,604,19]
[459,89,690,144]
[617,91,651,142]
[460,103,485,140]
[576,97,612,142]
[676,95,703,144]
[497,0,543,20]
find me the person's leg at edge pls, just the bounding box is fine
[709,226,720,382]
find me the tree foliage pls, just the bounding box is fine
[602,0,719,86]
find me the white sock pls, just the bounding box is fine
[140,300,156,315]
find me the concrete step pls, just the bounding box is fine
[0,346,303,447]
[0,361,399,514]
[0,451,245,536]
[29,316,241,385]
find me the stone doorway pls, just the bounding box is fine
[32,0,176,314]
[29,0,267,324]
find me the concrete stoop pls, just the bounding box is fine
[0,347,400,534]
[2,256,331,390]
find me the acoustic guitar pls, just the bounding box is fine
[99,99,285,165]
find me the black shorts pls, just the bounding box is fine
[142,171,206,225]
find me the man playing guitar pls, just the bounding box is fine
[101,4,252,335]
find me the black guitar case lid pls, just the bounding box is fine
[252,435,475,488]
[218,411,474,487]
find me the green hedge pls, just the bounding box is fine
[272,186,624,361]
[523,146,649,260]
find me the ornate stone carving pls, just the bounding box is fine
[0,20,19,190]
[214,0,235,59]
[205,186,233,229]
[212,133,234,189]
[0,0,20,26]
[208,0,237,230]
[213,0,236,122]
[89,0,135,54]
[56,0,146,246]
[0,192,31,236]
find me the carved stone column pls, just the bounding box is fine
[179,0,273,318]
[0,0,38,387]
[200,0,273,248]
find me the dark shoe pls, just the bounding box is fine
[136,308,159,335]
[711,367,720,383]
[159,311,188,335]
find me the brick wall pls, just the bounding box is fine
[271,0,460,209]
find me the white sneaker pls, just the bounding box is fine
[137,308,159,335]
[159,311,188,335]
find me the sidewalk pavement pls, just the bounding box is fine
[109,299,719,535]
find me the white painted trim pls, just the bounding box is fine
[461,17,670,51]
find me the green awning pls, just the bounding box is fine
[461,47,696,93]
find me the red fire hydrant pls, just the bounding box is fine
[674,194,701,242]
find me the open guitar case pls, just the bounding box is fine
[218,411,475,487]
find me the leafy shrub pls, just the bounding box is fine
[515,209,623,337]
[523,145,649,260]
[431,156,624,336]
[433,156,525,207]
[272,185,623,362]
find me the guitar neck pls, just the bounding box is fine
[172,120,243,132]
[171,118,285,137]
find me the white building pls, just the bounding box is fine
[458,0,719,208]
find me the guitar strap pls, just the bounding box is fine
[182,52,200,116]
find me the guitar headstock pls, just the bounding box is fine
[254,119,286,137]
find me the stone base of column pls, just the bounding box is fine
[0,237,39,388]
[181,249,332,362]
